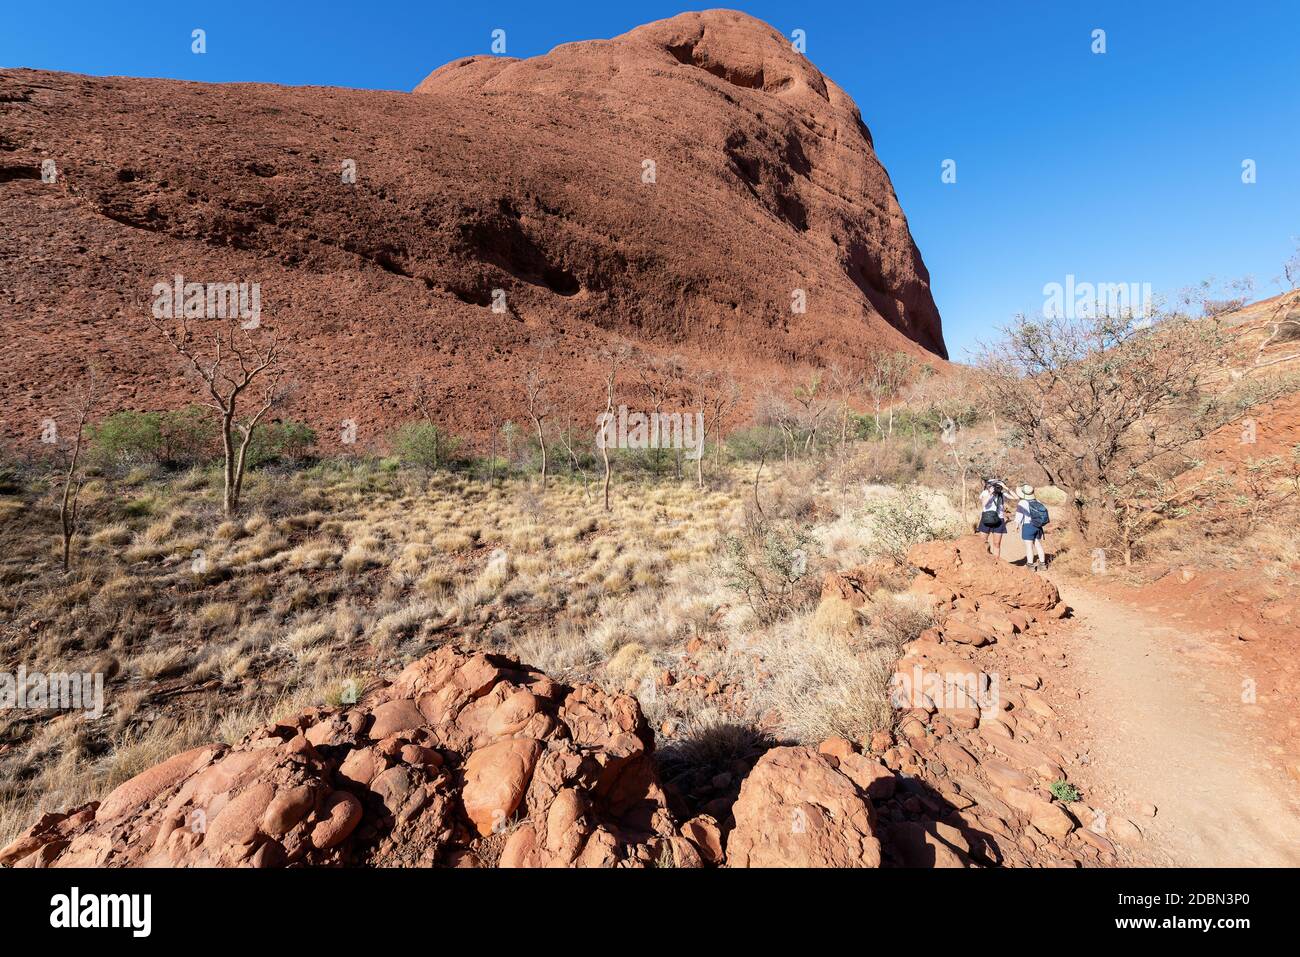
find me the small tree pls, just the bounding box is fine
[866,351,916,437]
[694,369,741,487]
[55,369,99,572]
[389,421,451,486]
[149,315,286,515]
[599,354,618,511]
[1282,237,1300,290]
[862,487,953,563]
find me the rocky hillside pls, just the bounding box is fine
[0,10,944,450]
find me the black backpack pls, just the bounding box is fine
[980,491,1004,529]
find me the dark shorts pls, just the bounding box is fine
[981,519,1008,535]
[1021,525,1044,541]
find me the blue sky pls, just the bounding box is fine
[4,1,1297,360]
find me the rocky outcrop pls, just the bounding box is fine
[908,536,1064,613]
[0,9,945,451]
[0,647,681,868]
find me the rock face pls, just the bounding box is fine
[0,10,945,450]
[0,647,680,868]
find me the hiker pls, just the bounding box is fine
[977,478,1010,557]
[1015,484,1050,571]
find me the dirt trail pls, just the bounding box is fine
[1051,576,1300,867]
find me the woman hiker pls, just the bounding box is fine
[977,478,1012,559]
[1014,484,1050,572]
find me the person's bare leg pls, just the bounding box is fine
[1024,538,1034,567]
[1035,539,1046,567]
[993,533,1003,559]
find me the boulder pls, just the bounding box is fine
[726,747,882,867]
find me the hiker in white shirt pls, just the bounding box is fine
[1014,484,1049,572]
[976,479,1010,558]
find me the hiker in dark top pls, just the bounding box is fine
[1014,484,1050,571]
[977,479,1010,558]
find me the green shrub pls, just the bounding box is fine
[1049,779,1082,802]
[388,422,461,473]
[88,411,162,470]
[862,486,953,562]
[245,421,317,468]
[159,405,217,466]
[722,512,819,624]
[725,425,782,463]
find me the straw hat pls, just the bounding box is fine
[1019,484,1035,497]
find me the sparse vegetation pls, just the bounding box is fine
[1050,779,1083,803]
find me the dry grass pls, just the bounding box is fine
[0,444,987,847]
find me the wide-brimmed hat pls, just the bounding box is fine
[1019,484,1035,497]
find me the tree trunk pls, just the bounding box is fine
[601,441,612,511]
[221,411,237,515]
[696,422,705,489]
[530,415,547,490]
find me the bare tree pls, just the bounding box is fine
[1282,237,1300,290]
[522,339,554,491]
[599,355,618,511]
[150,315,286,515]
[523,369,550,490]
[790,371,830,453]
[55,368,99,572]
[556,410,592,501]
[694,369,741,488]
[826,362,865,453]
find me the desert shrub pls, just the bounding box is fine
[388,422,462,473]
[862,486,952,562]
[159,404,217,466]
[979,311,1227,550]
[87,410,162,470]
[744,620,896,743]
[722,512,818,624]
[245,421,317,468]
[725,425,782,463]
[869,592,937,647]
[0,452,23,495]
[1206,370,1300,424]
[1203,297,1246,317]
[1049,779,1082,802]
[655,712,773,788]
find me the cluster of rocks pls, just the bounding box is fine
[866,535,1147,866]
[3,535,1154,868]
[0,647,697,868]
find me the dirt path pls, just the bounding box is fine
[1051,576,1300,867]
